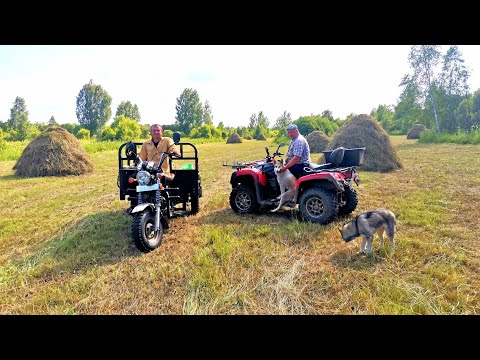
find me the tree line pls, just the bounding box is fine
[2,45,479,147]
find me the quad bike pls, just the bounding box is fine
[117,132,202,252]
[225,144,365,224]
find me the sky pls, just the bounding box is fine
[1,45,480,128]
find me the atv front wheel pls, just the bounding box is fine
[229,184,259,214]
[338,184,358,216]
[132,210,163,252]
[299,187,338,224]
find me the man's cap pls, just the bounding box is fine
[286,124,298,130]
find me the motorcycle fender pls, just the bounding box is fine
[131,203,155,214]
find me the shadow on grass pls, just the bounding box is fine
[24,210,140,279]
[197,207,304,226]
[330,248,387,270]
[0,174,20,182]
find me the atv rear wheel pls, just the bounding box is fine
[229,184,259,214]
[338,184,358,216]
[299,187,338,224]
[132,210,163,252]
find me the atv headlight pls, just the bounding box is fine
[136,171,150,186]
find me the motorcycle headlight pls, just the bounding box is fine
[136,171,151,186]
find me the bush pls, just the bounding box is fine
[26,124,41,140]
[76,128,91,140]
[0,129,6,152]
[112,115,142,141]
[419,129,480,145]
[190,125,222,139]
[100,126,117,141]
[163,129,174,138]
[140,125,150,139]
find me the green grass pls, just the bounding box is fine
[1,135,479,314]
[419,129,480,145]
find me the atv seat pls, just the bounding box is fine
[309,162,333,170]
[304,147,346,173]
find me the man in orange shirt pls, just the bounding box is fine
[139,124,180,177]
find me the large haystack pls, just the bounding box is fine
[328,114,403,172]
[13,127,93,177]
[226,133,242,144]
[306,131,330,153]
[407,124,427,139]
[256,133,267,141]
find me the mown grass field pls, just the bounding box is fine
[1,136,479,314]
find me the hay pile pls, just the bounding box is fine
[226,133,242,144]
[13,127,93,177]
[256,133,267,141]
[246,135,253,140]
[407,124,427,139]
[306,131,330,153]
[328,114,403,172]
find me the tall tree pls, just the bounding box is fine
[48,115,58,126]
[394,76,424,132]
[407,45,442,132]
[370,105,394,131]
[202,100,213,125]
[76,79,112,135]
[454,97,473,131]
[439,45,470,131]
[321,109,334,122]
[8,96,29,140]
[274,110,292,129]
[115,100,141,122]
[471,89,480,130]
[257,111,269,128]
[175,88,203,135]
[248,113,258,129]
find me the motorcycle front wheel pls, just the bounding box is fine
[132,210,163,252]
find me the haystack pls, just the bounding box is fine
[13,127,93,177]
[407,124,427,139]
[306,131,330,153]
[246,135,253,140]
[226,133,242,144]
[328,114,403,172]
[256,133,267,141]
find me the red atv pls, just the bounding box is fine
[225,144,365,224]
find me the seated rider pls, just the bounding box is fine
[139,123,181,181]
[125,124,180,215]
[278,123,312,179]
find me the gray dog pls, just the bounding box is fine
[339,209,397,255]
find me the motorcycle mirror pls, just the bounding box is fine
[173,132,181,144]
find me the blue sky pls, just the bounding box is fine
[1,45,480,128]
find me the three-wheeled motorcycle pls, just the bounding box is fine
[117,133,202,252]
